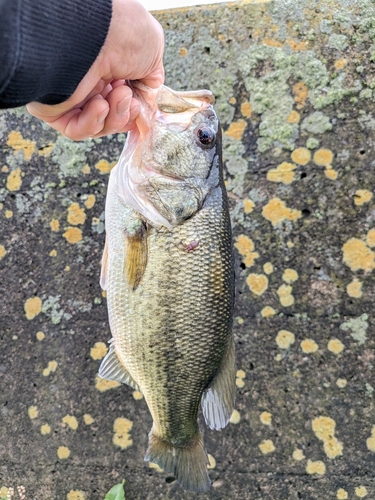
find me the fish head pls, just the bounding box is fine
[115,82,222,228]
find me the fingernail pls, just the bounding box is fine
[97,108,109,124]
[117,95,132,117]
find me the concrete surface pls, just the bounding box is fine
[1,0,375,498]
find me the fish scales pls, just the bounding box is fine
[100,83,235,492]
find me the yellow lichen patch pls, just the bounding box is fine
[366,229,375,247]
[259,439,275,454]
[277,284,294,307]
[354,189,373,206]
[346,278,363,298]
[237,369,246,379]
[57,446,70,459]
[6,168,22,191]
[292,82,309,109]
[287,240,294,248]
[28,406,38,419]
[133,390,143,400]
[236,378,245,388]
[246,273,268,296]
[337,489,348,500]
[5,210,13,218]
[342,238,375,271]
[36,331,45,341]
[7,131,36,160]
[63,227,83,244]
[282,268,299,284]
[336,378,347,388]
[65,265,70,272]
[287,39,308,51]
[312,416,343,459]
[207,454,216,469]
[243,198,255,214]
[84,194,96,209]
[366,426,375,452]
[325,166,338,180]
[228,96,236,105]
[149,461,163,472]
[262,198,302,226]
[40,424,51,435]
[260,412,272,425]
[335,58,347,70]
[230,410,241,424]
[62,415,78,430]
[49,249,57,257]
[276,330,295,349]
[38,143,54,157]
[301,339,318,353]
[179,47,188,57]
[267,162,296,184]
[313,148,334,166]
[24,296,42,320]
[355,486,368,497]
[291,147,311,166]
[113,417,133,449]
[90,342,108,360]
[241,101,252,118]
[327,338,345,354]
[67,203,86,226]
[0,245,7,260]
[83,414,94,425]
[261,306,276,317]
[263,262,273,275]
[43,360,58,376]
[95,160,116,174]
[292,449,305,461]
[67,491,85,500]
[287,110,300,124]
[262,37,283,48]
[234,235,259,267]
[0,487,9,497]
[237,317,244,324]
[50,219,60,232]
[95,375,121,392]
[306,459,326,475]
[225,119,247,140]
[82,164,91,174]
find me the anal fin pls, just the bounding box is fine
[201,339,236,430]
[98,341,141,392]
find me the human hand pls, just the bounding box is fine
[27,0,164,141]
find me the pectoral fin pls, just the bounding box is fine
[100,236,109,290]
[98,341,141,392]
[125,222,148,291]
[201,340,236,430]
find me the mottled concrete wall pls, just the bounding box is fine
[1,0,375,499]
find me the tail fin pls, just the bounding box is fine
[145,428,210,493]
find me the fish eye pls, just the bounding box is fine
[195,126,216,149]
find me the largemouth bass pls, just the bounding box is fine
[99,82,235,493]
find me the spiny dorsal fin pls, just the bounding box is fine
[98,341,141,392]
[125,222,148,291]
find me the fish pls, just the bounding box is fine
[99,82,235,493]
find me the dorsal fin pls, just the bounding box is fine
[125,222,148,290]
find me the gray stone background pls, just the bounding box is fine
[1,0,375,498]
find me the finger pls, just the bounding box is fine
[91,85,140,138]
[44,95,110,141]
[140,65,165,89]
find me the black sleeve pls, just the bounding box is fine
[0,0,112,108]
